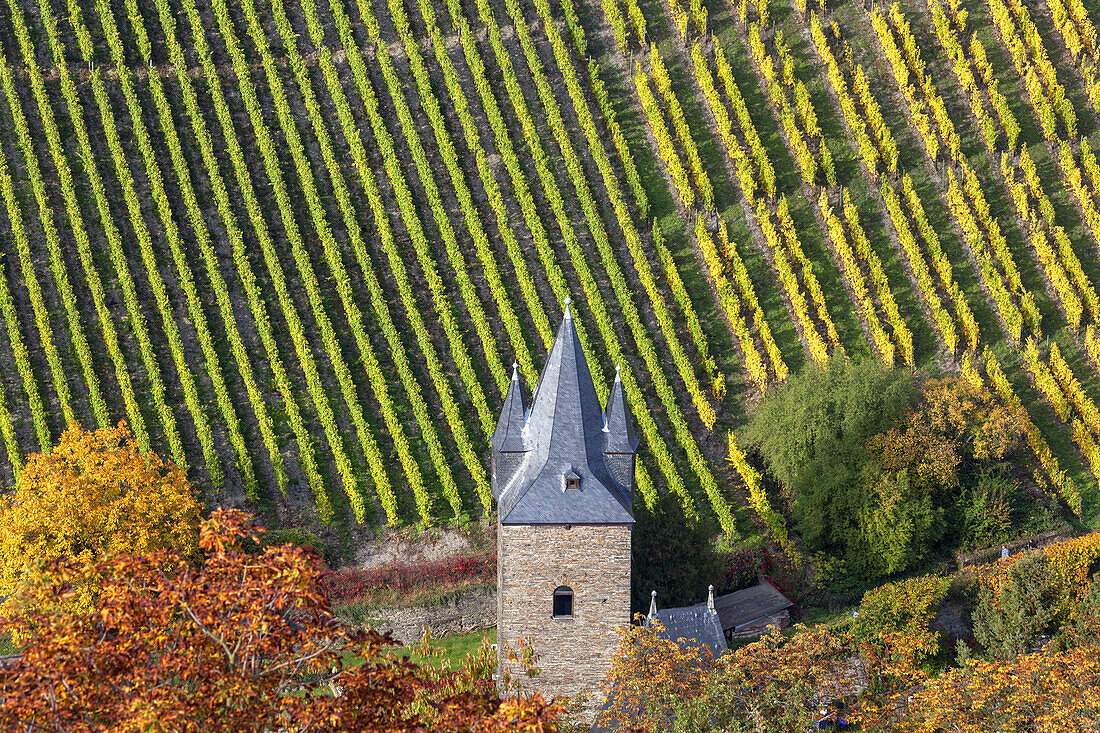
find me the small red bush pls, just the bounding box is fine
[320,551,496,605]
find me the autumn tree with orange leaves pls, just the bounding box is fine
[0,508,562,732]
[0,422,201,634]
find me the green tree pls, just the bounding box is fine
[974,551,1062,658]
[743,355,915,566]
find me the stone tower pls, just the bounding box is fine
[492,299,638,703]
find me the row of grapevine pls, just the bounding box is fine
[759,198,837,362]
[357,0,509,428]
[125,0,288,497]
[809,14,898,177]
[870,5,961,162]
[647,46,716,212]
[248,0,457,522]
[928,0,1020,152]
[948,161,1040,342]
[0,139,53,452]
[882,175,979,353]
[716,223,789,382]
[330,0,496,513]
[1021,340,1100,486]
[0,56,107,433]
[818,189,913,365]
[1050,343,1100,447]
[652,222,720,390]
[419,5,555,354]
[987,0,1078,140]
[387,0,539,391]
[4,0,152,452]
[157,0,330,509]
[210,0,384,520]
[635,71,699,210]
[179,0,349,520]
[1002,148,1099,329]
[0,140,72,436]
[602,0,646,51]
[301,0,481,522]
[747,23,836,186]
[0,318,19,474]
[665,0,708,42]
[964,352,1081,512]
[73,0,225,490]
[510,0,737,531]
[693,42,776,202]
[727,432,792,552]
[696,217,788,390]
[1042,0,1100,116]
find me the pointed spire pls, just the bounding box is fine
[523,303,604,460]
[648,590,658,622]
[707,585,716,614]
[603,364,639,454]
[492,359,527,453]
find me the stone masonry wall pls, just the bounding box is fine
[497,523,631,705]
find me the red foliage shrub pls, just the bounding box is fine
[320,551,496,605]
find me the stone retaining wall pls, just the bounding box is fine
[368,585,496,643]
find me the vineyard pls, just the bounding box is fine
[3,0,1100,534]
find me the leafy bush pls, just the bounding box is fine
[743,355,916,576]
[260,528,333,567]
[959,468,1016,550]
[854,574,951,664]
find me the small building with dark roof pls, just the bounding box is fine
[714,580,795,639]
[647,587,728,658]
[494,300,638,707]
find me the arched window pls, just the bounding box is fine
[553,586,574,618]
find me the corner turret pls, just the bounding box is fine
[491,362,527,496]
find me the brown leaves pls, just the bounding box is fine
[0,508,563,731]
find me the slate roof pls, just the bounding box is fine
[713,581,795,632]
[653,606,727,657]
[646,588,728,658]
[491,363,527,453]
[494,301,636,524]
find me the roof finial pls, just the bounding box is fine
[511,361,519,381]
[648,589,658,622]
[708,585,716,614]
[614,363,621,381]
[563,296,572,320]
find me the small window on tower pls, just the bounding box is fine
[566,477,580,491]
[553,586,574,618]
